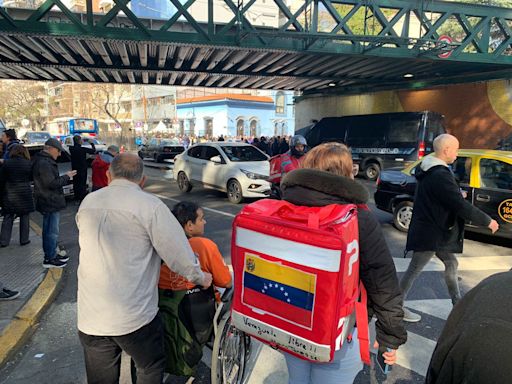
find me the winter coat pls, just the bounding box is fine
[406,156,491,254]
[0,157,34,215]
[70,143,95,173]
[32,151,70,213]
[426,270,512,384]
[281,168,407,350]
[91,151,114,189]
[2,139,21,160]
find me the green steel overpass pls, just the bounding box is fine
[0,0,511,95]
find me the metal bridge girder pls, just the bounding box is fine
[0,0,509,93]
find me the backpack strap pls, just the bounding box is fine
[355,282,371,365]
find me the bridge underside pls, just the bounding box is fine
[0,1,511,95]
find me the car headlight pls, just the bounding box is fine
[241,169,268,180]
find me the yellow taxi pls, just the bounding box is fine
[374,149,512,238]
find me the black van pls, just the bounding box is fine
[300,111,446,180]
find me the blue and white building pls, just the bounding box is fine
[176,91,295,138]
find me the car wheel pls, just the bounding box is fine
[364,163,380,180]
[177,171,192,193]
[227,179,243,204]
[393,201,414,232]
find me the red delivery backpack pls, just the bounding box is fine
[231,199,371,364]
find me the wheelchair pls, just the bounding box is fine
[210,286,251,384]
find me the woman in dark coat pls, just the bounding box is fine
[280,142,407,384]
[0,144,34,247]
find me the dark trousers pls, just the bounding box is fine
[73,170,88,201]
[400,250,461,305]
[0,213,29,246]
[78,313,166,384]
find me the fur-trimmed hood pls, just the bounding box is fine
[281,168,369,206]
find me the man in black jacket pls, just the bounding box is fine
[426,270,512,384]
[69,135,95,202]
[400,134,499,322]
[33,138,76,268]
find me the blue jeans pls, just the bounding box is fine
[284,330,363,384]
[42,212,60,261]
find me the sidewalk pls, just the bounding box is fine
[0,218,63,367]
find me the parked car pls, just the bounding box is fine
[61,135,107,163]
[138,138,184,163]
[374,149,512,239]
[496,134,512,151]
[300,111,446,180]
[19,131,51,145]
[174,142,271,204]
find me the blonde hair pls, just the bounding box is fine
[301,142,353,177]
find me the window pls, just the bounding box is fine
[388,118,420,144]
[451,157,472,185]
[275,92,285,114]
[204,118,213,138]
[250,119,258,137]
[187,146,203,159]
[221,145,268,162]
[204,146,222,162]
[480,158,512,190]
[237,119,245,136]
[346,117,384,147]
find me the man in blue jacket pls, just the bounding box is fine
[400,134,499,322]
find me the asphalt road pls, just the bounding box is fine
[0,161,510,384]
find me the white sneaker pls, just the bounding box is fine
[403,308,421,323]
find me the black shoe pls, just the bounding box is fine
[0,244,8,248]
[0,288,20,301]
[20,240,31,246]
[58,255,70,263]
[43,259,67,268]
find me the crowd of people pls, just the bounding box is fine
[0,127,507,384]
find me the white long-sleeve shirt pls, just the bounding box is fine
[76,178,204,336]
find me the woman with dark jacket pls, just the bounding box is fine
[0,144,34,247]
[280,142,407,384]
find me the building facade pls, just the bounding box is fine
[176,93,295,138]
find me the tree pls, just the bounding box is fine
[0,80,47,130]
[91,84,131,146]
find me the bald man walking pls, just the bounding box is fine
[400,134,499,322]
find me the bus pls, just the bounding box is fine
[46,117,99,141]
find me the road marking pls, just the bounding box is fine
[404,299,453,321]
[396,331,437,377]
[394,255,512,273]
[153,193,236,218]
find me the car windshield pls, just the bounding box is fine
[161,139,180,146]
[26,132,50,142]
[221,145,267,162]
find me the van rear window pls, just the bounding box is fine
[388,119,419,143]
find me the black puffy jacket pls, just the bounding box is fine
[0,157,34,215]
[281,168,407,350]
[32,151,70,213]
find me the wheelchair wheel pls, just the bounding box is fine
[211,314,248,384]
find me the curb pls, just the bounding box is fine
[0,221,64,367]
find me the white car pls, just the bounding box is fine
[173,142,271,204]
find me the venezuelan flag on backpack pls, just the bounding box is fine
[242,254,316,329]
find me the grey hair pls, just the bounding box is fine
[107,145,120,154]
[109,153,144,182]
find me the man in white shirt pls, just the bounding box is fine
[76,153,212,384]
